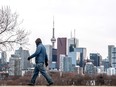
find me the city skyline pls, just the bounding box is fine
[0,0,116,59]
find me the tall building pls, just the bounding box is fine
[59,54,65,72]
[111,47,116,68]
[52,48,57,62]
[45,45,52,69]
[68,38,79,53]
[9,54,22,76]
[68,51,80,66]
[102,58,110,72]
[63,56,72,72]
[108,45,116,68]
[90,53,102,67]
[15,47,31,70]
[59,54,72,72]
[51,48,57,70]
[108,45,114,66]
[51,17,56,48]
[57,37,67,70]
[74,48,87,68]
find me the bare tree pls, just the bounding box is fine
[0,6,29,50]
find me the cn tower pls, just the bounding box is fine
[51,17,56,48]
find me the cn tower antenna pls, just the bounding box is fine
[74,29,76,48]
[74,29,76,38]
[53,16,55,38]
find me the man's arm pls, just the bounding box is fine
[28,45,41,60]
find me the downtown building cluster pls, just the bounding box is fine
[45,37,116,76]
[0,37,115,77]
[47,18,116,76]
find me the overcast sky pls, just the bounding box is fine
[1,0,116,59]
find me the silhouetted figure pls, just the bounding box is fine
[27,38,53,86]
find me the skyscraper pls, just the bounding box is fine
[68,51,80,66]
[52,48,57,62]
[90,53,102,67]
[51,48,57,70]
[68,38,79,53]
[111,47,116,68]
[108,45,116,68]
[59,54,65,72]
[63,56,72,72]
[108,45,114,66]
[57,37,67,70]
[74,48,87,68]
[102,58,110,72]
[59,54,72,72]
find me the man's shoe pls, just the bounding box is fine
[47,82,53,86]
[27,83,35,86]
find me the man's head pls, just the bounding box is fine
[35,38,42,46]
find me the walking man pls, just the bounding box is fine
[27,38,53,86]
